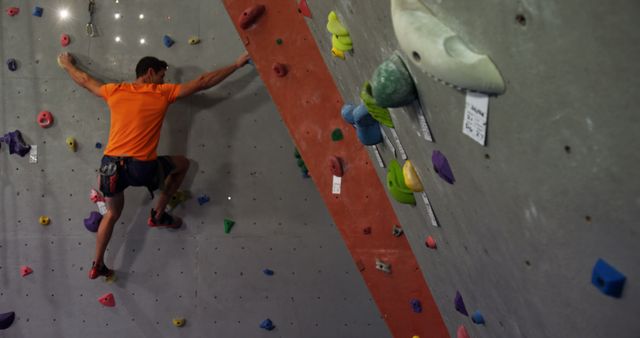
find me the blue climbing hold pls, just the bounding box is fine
[471,310,485,325]
[7,58,17,71]
[341,104,356,125]
[410,298,422,313]
[263,268,274,276]
[95,142,102,149]
[591,258,626,298]
[197,194,210,205]
[260,318,275,331]
[163,35,175,47]
[353,104,382,146]
[32,6,43,17]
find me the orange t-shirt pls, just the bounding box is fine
[100,83,181,160]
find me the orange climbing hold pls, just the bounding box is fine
[98,293,115,307]
[298,0,312,18]
[239,4,266,30]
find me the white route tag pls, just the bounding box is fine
[463,92,489,145]
[332,175,342,194]
[29,145,37,163]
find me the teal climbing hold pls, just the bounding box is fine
[371,52,417,108]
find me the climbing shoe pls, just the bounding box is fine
[89,261,114,280]
[148,209,182,229]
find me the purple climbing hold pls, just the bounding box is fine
[432,150,455,184]
[263,268,274,276]
[6,58,17,71]
[0,311,15,330]
[0,130,31,157]
[410,298,422,313]
[84,211,103,232]
[454,291,468,316]
[197,194,210,205]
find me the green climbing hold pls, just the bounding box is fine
[386,160,416,205]
[371,53,417,108]
[360,82,394,128]
[224,219,235,234]
[331,128,344,141]
[296,158,305,168]
[294,149,301,159]
[276,38,283,45]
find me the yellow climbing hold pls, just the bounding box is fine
[326,11,349,36]
[172,318,186,327]
[403,160,424,192]
[188,36,200,45]
[39,216,50,226]
[66,137,77,152]
[331,47,345,60]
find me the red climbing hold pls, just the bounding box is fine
[272,63,288,77]
[329,156,343,177]
[425,236,437,249]
[37,111,53,128]
[457,325,471,338]
[239,5,266,30]
[98,293,115,307]
[298,0,312,18]
[6,7,19,16]
[60,34,70,47]
[20,266,33,277]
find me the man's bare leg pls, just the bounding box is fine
[94,192,124,268]
[154,155,190,217]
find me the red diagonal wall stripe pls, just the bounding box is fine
[223,1,449,337]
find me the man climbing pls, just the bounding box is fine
[57,51,251,279]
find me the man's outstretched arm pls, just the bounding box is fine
[177,52,251,99]
[57,52,104,97]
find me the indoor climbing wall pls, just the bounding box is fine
[0,1,390,337]
[297,0,638,337]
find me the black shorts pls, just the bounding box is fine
[99,155,175,197]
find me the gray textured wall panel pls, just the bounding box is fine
[0,1,389,337]
[305,0,639,337]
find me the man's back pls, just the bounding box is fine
[101,83,181,160]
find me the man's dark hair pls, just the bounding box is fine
[135,56,168,78]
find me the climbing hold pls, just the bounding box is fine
[98,293,115,307]
[454,291,468,316]
[20,266,33,277]
[329,156,343,177]
[0,130,32,157]
[387,160,416,205]
[371,52,417,108]
[172,318,186,327]
[425,236,437,249]
[331,47,346,60]
[32,6,43,17]
[391,0,505,94]
[275,38,283,45]
[392,225,404,237]
[224,218,235,233]
[39,216,50,226]
[60,34,71,47]
[360,82,394,128]
[66,137,77,152]
[272,63,288,77]
[402,160,424,192]
[471,310,485,325]
[352,104,382,145]
[6,7,19,16]
[169,191,191,210]
[163,35,175,47]
[591,258,626,298]
[37,111,54,128]
[326,11,349,36]
[331,34,352,52]
[363,226,372,235]
[375,258,391,274]
[0,312,15,330]
[356,260,366,271]
[331,128,344,141]
[341,104,356,125]
[410,298,422,313]
[298,0,312,18]
[6,58,17,71]
[197,194,209,205]
[432,150,455,184]
[188,36,200,45]
[263,268,274,276]
[95,142,102,149]
[239,4,266,30]
[457,325,471,338]
[84,211,102,233]
[260,318,275,331]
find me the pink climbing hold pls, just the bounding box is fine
[6,7,19,16]
[98,293,115,307]
[272,63,288,77]
[298,0,312,18]
[425,236,437,249]
[329,156,343,177]
[37,111,54,128]
[20,266,33,277]
[239,4,266,30]
[457,325,471,338]
[60,34,70,47]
